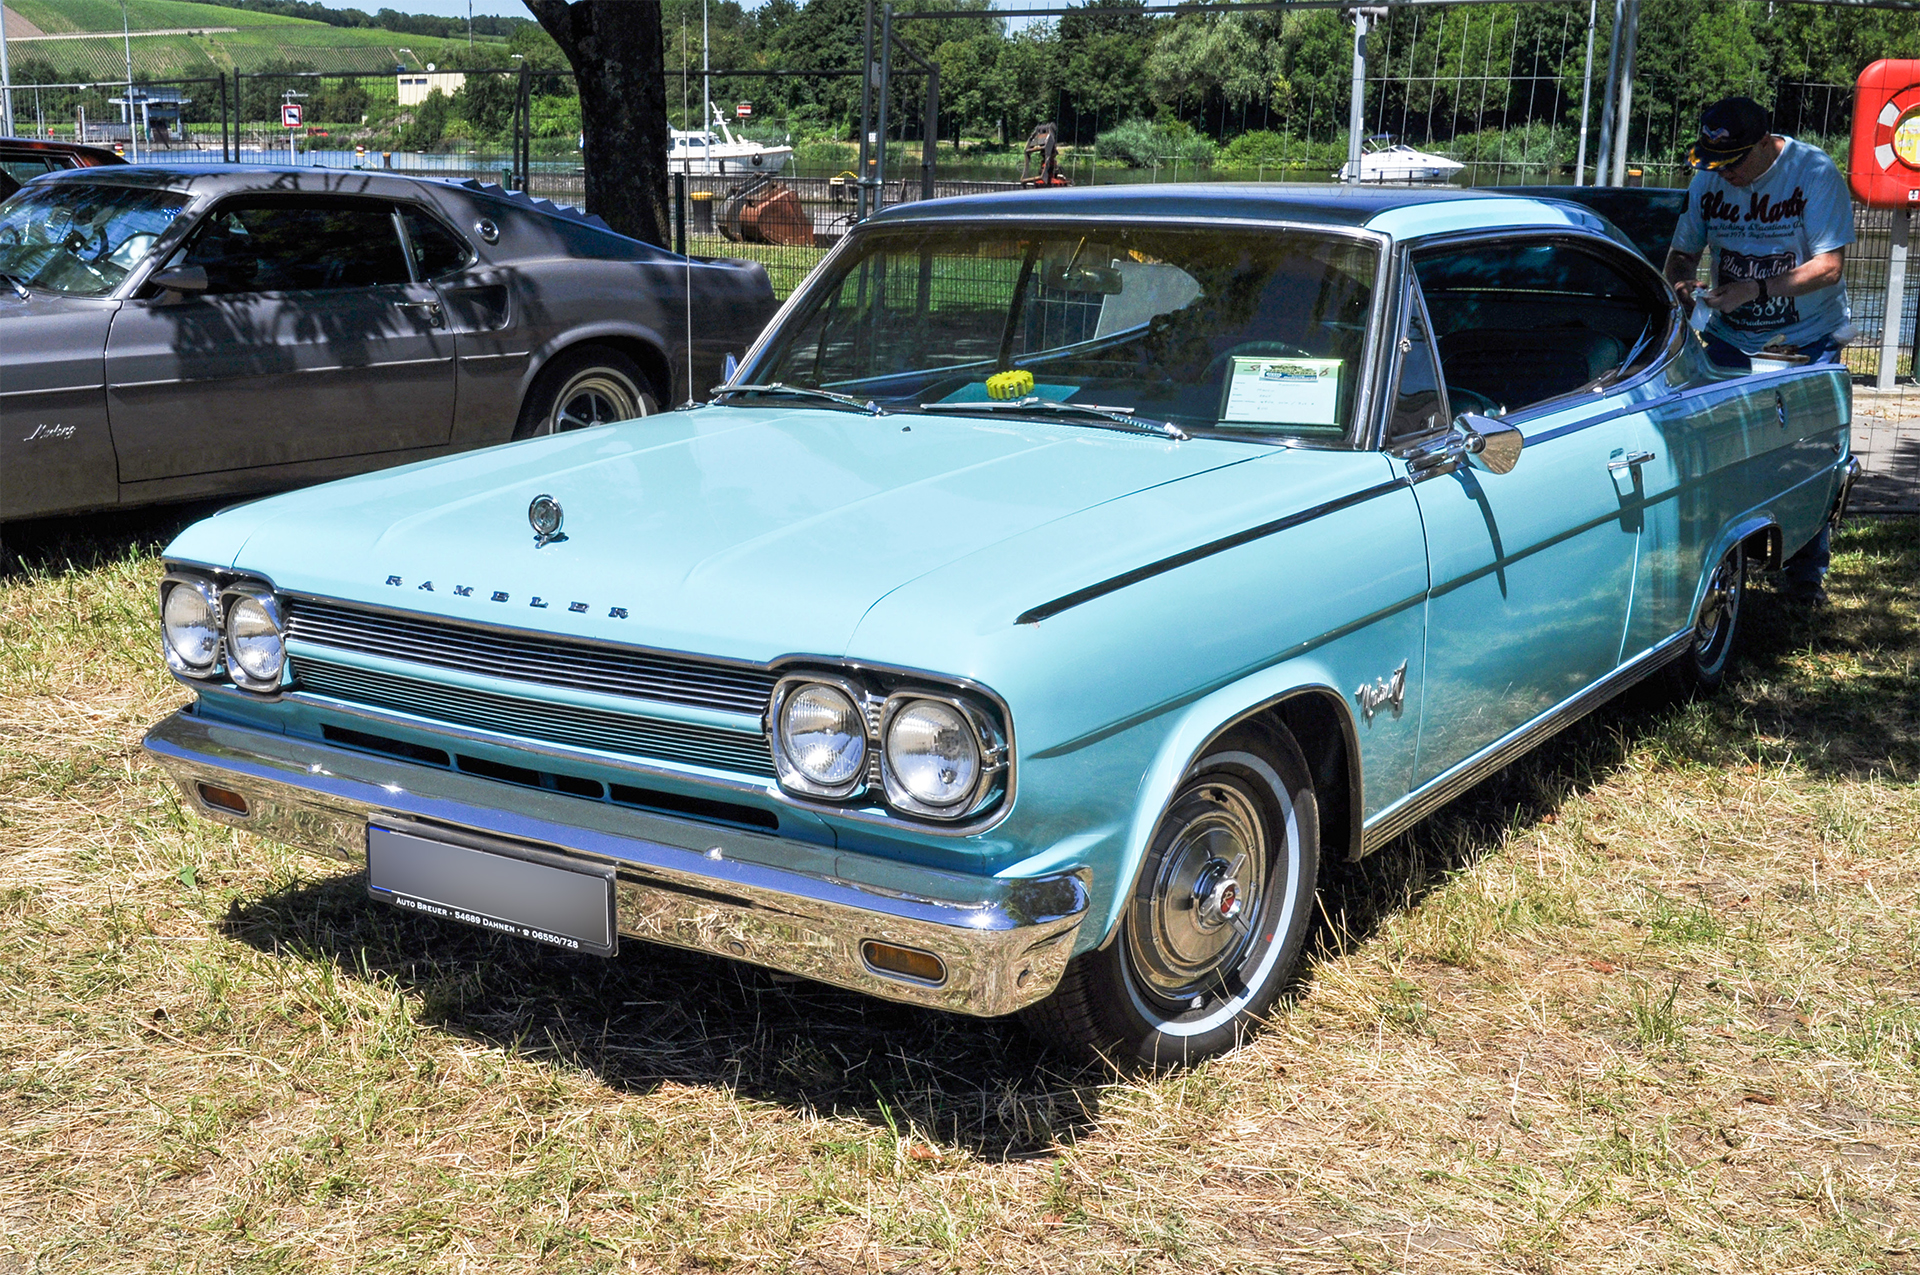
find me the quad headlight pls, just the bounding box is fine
[159,573,285,692]
[881,698,982,811]
[221,586,285,690]
[767,673,1007,823]
[160,576,222,676]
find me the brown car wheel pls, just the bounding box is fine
[1020,722,1320,1068]
[514,346,659,440]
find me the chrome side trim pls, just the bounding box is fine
[1360,629,1691,853]
[143,710,1089,1018]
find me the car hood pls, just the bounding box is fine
[170,405,1270,662]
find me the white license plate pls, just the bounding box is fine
[366,824,616,956]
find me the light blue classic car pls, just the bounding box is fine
[145,186,1858,1065]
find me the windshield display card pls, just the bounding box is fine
[1221,357,1342,427]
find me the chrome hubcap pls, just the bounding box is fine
[1695,553,1740,656]
[1128,782,1266,1003]
[547,370,644,434]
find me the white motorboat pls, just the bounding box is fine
[670,103,793,175]
[1336,136,1465,184]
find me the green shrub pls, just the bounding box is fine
[1094,118,1216,168]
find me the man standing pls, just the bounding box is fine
[1664,96,1853,601]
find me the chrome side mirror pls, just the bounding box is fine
[149,265,208,295]
[1456,413,1523,475]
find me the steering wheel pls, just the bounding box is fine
[1447,387,1506,418]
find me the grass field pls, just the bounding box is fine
[1,509,1917,1273]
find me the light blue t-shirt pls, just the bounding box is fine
[1671,136,1854,354]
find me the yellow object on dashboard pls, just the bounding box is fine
[986,370,1034,400]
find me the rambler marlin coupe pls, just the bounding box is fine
[145,185,1857,1064]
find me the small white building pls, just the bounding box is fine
[397,71,467,106]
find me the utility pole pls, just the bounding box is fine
[121,0,138,161]
[1593,0,1623,186]
[467,1,474,49]
[1574,0,1596,185]
[0,0,14,137]
[1608,0,1640,186]
[1346,7,1385,180]
[701,0,709,141]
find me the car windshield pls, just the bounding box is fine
[0,183,188,297]
[743,222,1381,442]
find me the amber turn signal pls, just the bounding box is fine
[196,783,250,815]
[861,940,945,985]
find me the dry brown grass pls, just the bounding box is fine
[2,507,1917,1274]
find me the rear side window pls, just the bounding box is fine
[403,209,473,279]
[181,197,410,294]
[1413,240,1671,417]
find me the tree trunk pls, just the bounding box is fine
[524,0,668,247]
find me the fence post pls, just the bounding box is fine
[220,72,230,162]
[674,171,687,257]
[516,63,531,191]
[1882,208,1909,391]
[874,3,892,214]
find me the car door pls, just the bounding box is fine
[103,194,457,484]
[0,295,121,519]
[1395,237,1671,785]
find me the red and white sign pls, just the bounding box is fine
[736,102,752,118]
[281,103,303,128]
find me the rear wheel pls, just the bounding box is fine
[1020,724,1320,1067]
[1668,542,1745,695]
[514,346,659,440]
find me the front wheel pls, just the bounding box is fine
[514,346,659,440]
[1020,724,1320,1067]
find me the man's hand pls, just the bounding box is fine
[1702,277,1764,313]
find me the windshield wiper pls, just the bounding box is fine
[916,396,1189,441]
[0,272,29,301]
[711,382,889,416]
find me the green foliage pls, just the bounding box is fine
[396,87,449,151]
[457,72,518,140]
[1094,118,1217,167]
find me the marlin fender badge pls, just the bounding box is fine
[528,494,567,548]
[1357,660,1408,722]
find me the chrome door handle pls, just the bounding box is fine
[394,299,444,327]
[1608,449,1656,473]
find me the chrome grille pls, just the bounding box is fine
[284,599,776,715]
[296,657,777,778]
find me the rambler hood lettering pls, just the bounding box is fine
[168,406,1299,663]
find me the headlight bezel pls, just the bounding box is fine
[220,584,286,692]
[159,573,224,678]
[767,673,872,800]
[765,666,1011,827]
[879,692,999,818]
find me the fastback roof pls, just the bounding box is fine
[866,182,1514,229]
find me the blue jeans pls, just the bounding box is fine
[1700,331,1837,592]
[1700,331,1844,371]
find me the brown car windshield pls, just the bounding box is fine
[0,183,188,297]
[741,222,1380,442]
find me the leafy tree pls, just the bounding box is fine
[458,71,518,138]
[398,88,450,149]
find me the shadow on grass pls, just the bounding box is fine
[1,501,229,580]
[215,520,1918,1148]
[221,871,1106,1160]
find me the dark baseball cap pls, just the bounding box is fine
[1688,97,1771,170]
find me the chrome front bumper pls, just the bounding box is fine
[143,709,1089,1017]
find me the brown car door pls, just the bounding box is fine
[104,194,457,485]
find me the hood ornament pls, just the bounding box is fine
[528,494,568,548]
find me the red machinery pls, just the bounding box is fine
[1850,59,1920,207]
